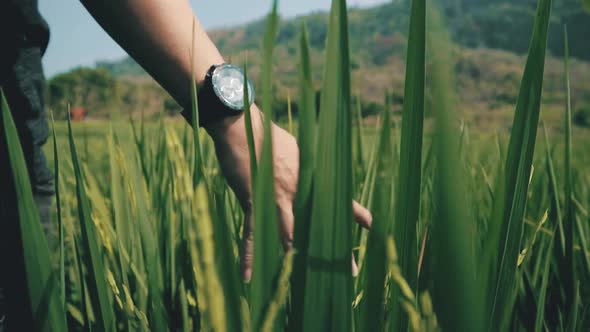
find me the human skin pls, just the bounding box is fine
[80,0,372,280]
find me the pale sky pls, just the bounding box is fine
[39,0,388,77]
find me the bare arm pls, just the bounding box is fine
[80,0,372,281]
[80,0,221,111]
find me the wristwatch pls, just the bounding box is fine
[189,63,255,127]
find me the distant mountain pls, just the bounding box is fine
[48,0,590,122]
[97,0,590,77]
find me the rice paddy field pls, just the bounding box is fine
[2,0,590,331]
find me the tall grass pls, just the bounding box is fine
[1,92,67,332]
[390,0,425,329]
[251,1,283,330]
[2,0,589,331]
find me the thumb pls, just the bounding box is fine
[241,211,254,282]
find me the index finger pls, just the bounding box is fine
[353,200,372,229]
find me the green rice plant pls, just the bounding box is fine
[544,125,565,257]
[243,62,258,183]
[358,104,393,331]
[125,147,168,331]
[386,237,438,332]
[287,93,294,135]
[532,198,554,331]
[353,96,365,183]
[560,24,576,318]
[353,118,384,283]
[72,233,91,328]
[390,0,425,329]
[302,0,355,330]
[208,182,244,332]
[189,19,205,186]
[426,4,483,331]
[1,91,68,332]
[485,0,553,329]
[251,1,284,330]
[290,22,316,331]
[189,183,228,331]
[262,250,294,332]
[50,112,66,309]
[67,111,116,331]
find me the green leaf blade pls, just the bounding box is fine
[426,6,484,332]
[1,91,68,332]
[359,110,393,331]
[290,22,317,331]
[303,0,354,330]
[390,0,426,328]
[251,1,283,330]
[489,0,553,327]
[67,113,115,331]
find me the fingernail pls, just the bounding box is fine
[243,269,252,283]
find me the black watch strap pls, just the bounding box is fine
[182,65,223,128]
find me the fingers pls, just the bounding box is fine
[241,201,369,282]
[352,201,370,277]
[241,202,294,282]
[280,201,360,278]
[277,202,294,251]
[353,200,372,229]
[352,254,359,277]
[240,212,254,282]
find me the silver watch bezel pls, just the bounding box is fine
[211,64,255,111]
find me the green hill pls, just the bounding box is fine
[48,0,590,126]
[99,0,590,71]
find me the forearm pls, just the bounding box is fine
[80,0,243,127]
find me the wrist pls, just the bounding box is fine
[204,104,264,144]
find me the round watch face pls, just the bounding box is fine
[211,64,255,111]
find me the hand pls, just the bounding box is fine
[206,105,372,281]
